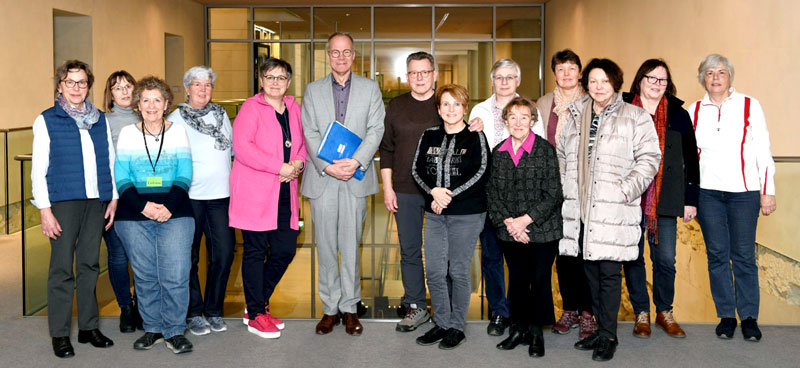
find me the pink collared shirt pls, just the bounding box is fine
[497,132,536,167]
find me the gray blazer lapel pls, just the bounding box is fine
[320,74,336,125]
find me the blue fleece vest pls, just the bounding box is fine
[42,104,113,203]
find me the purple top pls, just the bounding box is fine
[547,99,559,146]
[332,73,352,123]
[497,131,536,167]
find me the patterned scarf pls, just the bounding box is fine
[55,93,100,130]
[632,94,667,245]
[491,97,506,146]
[177,101,231,151]
[553,86,584,142]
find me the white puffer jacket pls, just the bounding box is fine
[557,93,661,262]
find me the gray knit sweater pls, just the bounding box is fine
[106,104,139,149]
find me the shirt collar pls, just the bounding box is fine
[701,88,737,106]
[497,131,535,154]
[332,72,352,88]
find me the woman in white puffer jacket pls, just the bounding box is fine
[556,58,660,362]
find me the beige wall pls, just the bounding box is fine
[0,0,205,129]
[545,0,800,323]
[544,0,799,157]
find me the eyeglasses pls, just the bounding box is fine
[328,49,354,58]
[263,75,289,83]
[62,79,88,89]
[493,75,518,82]
[112,85,132,93]
[407,70,434,78]
[644,75,669,86]
[190,82,213,90]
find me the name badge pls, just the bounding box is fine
[146,176,163,187]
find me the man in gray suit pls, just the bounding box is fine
[301,32,385,336]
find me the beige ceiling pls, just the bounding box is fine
[197,0,545,5]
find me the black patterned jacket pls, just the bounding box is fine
[486,136,564,244]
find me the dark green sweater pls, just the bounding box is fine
[486,137,564,244]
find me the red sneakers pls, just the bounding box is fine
[243,307,285,330]
[579,311,597,339]
[247,314,280,339]
[552,310,580,334]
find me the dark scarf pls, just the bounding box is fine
[56,94,100,129]
[177,101,231,151]
[632,94,667,245]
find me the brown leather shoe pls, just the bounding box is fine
[343,313,363,336]
[315,314,340,335]
[655,310,686,338]
[632,312,651,338]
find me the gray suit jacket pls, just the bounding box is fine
[300,73,385,199]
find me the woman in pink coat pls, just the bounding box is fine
[229,58,306,339]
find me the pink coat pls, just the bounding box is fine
[229,93,307,231]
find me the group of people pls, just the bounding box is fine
[33,30,776,363]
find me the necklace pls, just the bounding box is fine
[143,119,164,142]
[276,107,291,148]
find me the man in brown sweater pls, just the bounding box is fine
[379,51,482,333]
[380,51,439,332]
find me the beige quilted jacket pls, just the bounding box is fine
[556,93,661,261]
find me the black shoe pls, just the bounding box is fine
[529,334,545,358]
[716,318,737,339]
[741,317,762,342]
[574,333,600,351]
[591,336,617,362]
[416,325,448,346]
[120,304,137,333]
[52,337,74,358]
[496,325,531,350]
[356,301,368,318]
[133,332,164,350]
[487,314,509,336]
[165,335,193,354]
[77,329,114,348]
[438,328,466,350]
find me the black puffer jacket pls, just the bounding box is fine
[622,93,700,217]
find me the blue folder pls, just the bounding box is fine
[317,121,365,180]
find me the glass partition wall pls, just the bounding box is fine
[203,4,543,320]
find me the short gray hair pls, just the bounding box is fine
[697,54,734,86]
[490,58,521,81]
[406,51,435,70]
[183,65,217,89]
[326,32,354,52]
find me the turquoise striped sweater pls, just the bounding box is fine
[114,122,193,221]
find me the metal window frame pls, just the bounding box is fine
[203,3,545,319]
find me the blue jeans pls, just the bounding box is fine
[480,219,510,318]
[116,217,194,339]
[104,223,134,308]
[697,189,760,320]
[624,215,678,313]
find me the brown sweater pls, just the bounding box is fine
[379,92,440,194]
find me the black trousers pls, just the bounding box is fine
[47,199,106,337]
[500,239,558,327]
[241,229,298,316]
[579,223,622,339]
[555,253,593,313]
[187,198,235,318]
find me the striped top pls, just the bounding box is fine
[114,122,193,221]
[587,112,600,159]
